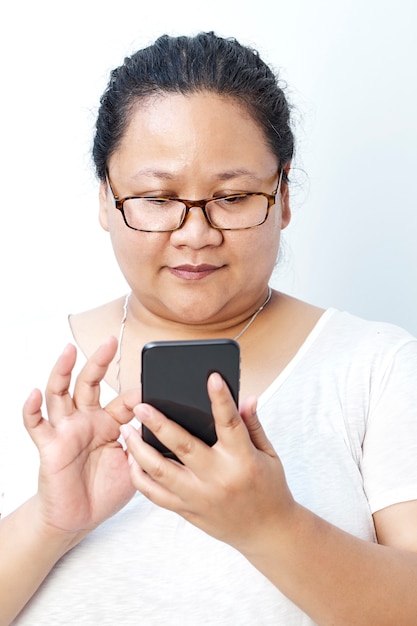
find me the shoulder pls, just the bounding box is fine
[69,296,127,358]
[321,309,417,359]
[302,309,417,410]
[267,299,417,387]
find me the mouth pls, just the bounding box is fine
[168,264,222,280]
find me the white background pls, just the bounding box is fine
[1,0,416,334]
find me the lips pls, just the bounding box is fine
[169,264,221,280]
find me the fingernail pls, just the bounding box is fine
[135,404,152,422]
[120,424,131,440]
[210,372,224,390]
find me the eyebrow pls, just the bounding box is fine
[214,169,264,183]
[129,167,265,185]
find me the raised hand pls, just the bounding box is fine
[23,337,141,539]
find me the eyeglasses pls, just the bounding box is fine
[106,170,283,232]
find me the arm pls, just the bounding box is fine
[122,373,417,626]
[0,498,81,626]
[0,338,141,625]
[243,498,417,626]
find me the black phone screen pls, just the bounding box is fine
[141,339,240,458]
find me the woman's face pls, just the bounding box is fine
[100,92,291,327]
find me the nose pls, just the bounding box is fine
[170,206,223,247]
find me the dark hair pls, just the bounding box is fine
[92,32,294,181]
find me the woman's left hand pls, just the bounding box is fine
[120,372,295,553]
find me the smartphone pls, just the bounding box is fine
[141,339,240,459]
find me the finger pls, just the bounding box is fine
[72,336,118,410]
[23,388,55,448]
[105,389,142,425]
[206,372,251,450]
[45,343,79,420]
[239,395,276,456]
[120,422,186,509]
[23,388,43,428]
[134,403,209,469]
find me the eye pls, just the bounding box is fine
[139,197,178,208]
[215,194,252,207]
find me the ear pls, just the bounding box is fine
[98,181,110,231]
[280,165,291,229]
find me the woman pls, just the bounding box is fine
[1,32,417,625]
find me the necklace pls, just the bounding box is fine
[115,287,272,393]
[232,286,272,341]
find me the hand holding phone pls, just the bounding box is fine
[141,339,240,459]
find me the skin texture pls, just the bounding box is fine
[1,92,417,625]
[99,93,290,329]
[0,339,142,626]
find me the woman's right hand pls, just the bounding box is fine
[22,336,141,541]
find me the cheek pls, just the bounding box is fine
[229,225,281,273]
[109,225,168,273]
[261,229,282,273]
[254,215,281,253]
[264,208,285,256]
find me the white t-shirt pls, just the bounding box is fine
[2,308,417,625]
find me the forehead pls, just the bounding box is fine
[109,92,277,178]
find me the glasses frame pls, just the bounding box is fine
[105,169,283,232]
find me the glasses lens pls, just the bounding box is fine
[121,193,271,231]
[123,198,186,231]
[206,194,269,229]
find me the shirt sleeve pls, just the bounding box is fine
[361,336,417,513]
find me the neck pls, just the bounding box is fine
[116,287,274,393]
[123,288,273,341]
